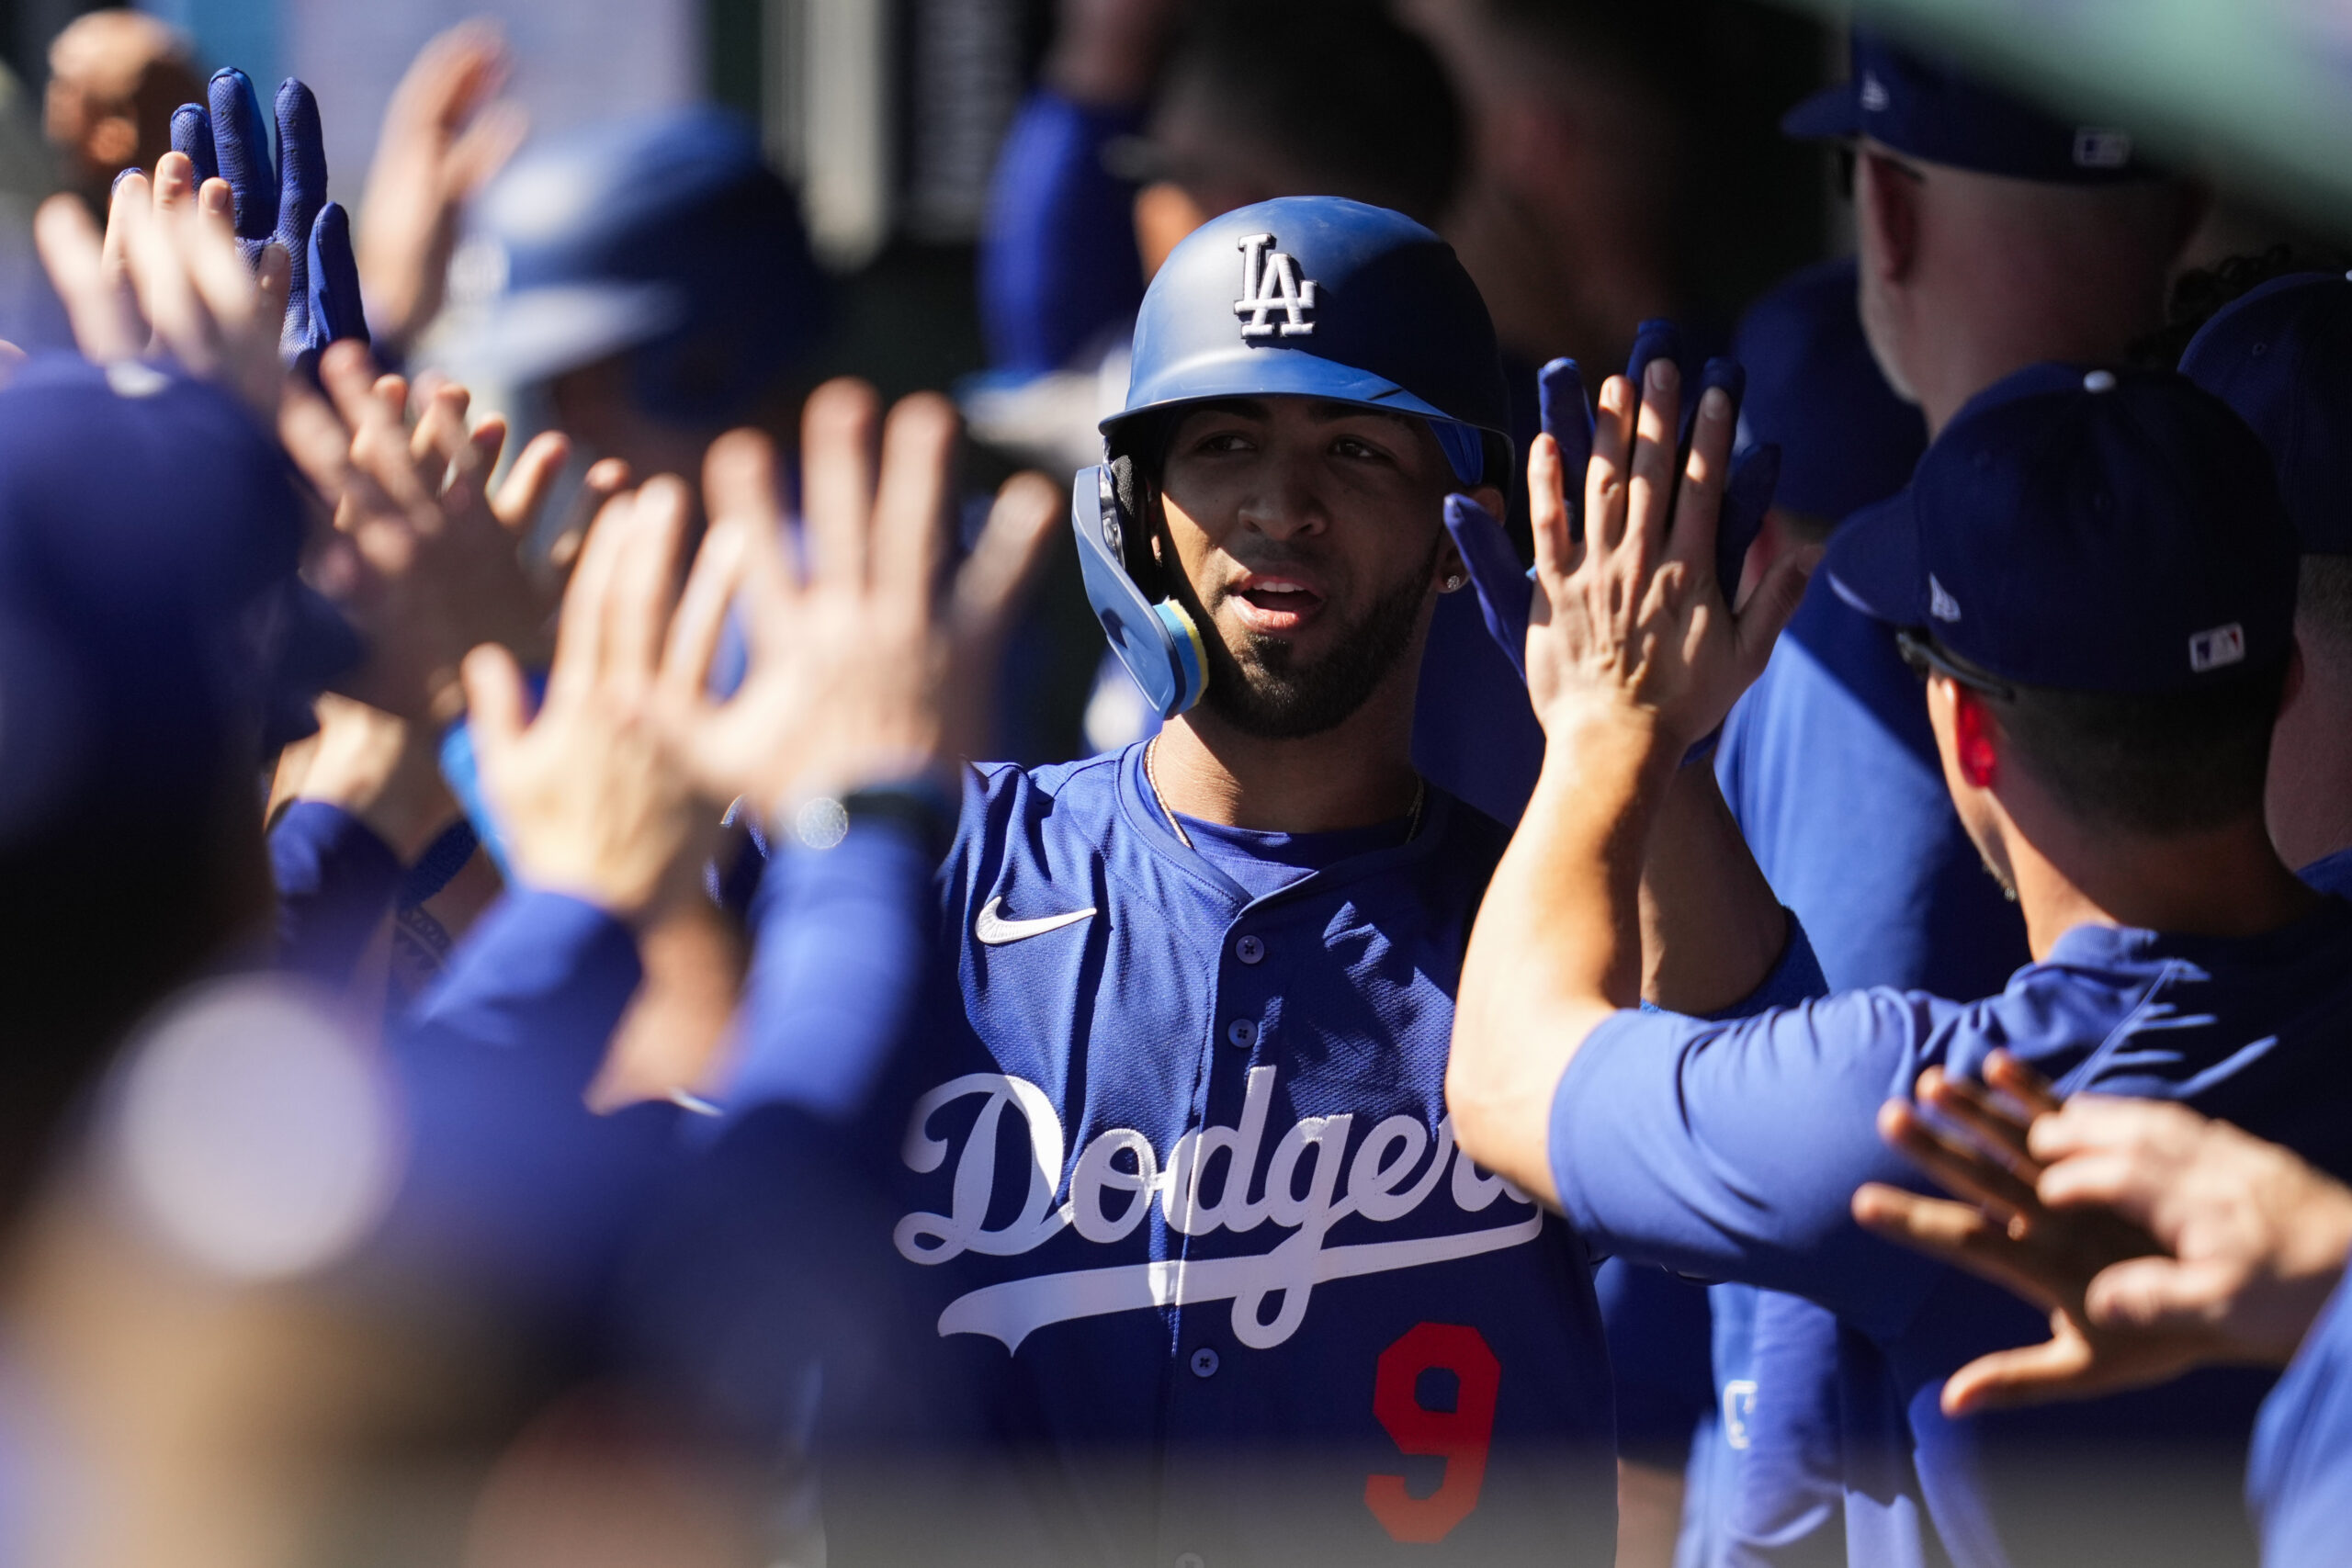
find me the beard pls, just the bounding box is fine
[1192,532,1441,741]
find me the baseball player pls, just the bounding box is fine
[1677,42,2197,1562]
[641,196,1637,1568]
[1447,354,2352,1568]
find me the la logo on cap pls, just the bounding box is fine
[2189,622,2245,672]
[1234,233,1318,340]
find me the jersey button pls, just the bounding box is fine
[1190,1347,1220,1378]
[1234,933,1265,964]
[1224,1019,1258,1050]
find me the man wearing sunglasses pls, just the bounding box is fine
[1448,359,2352,1568]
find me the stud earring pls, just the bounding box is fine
[1442,573,1466,592]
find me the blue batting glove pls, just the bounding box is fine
[305,201,371,356]
[1443,493,1530,683]
[1625,318,1682,416]
[198,70,345,360]
[170,101,218,183]
[1538,356,1592,542]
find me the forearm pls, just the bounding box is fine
[728,810,942,1124]
[1638,761,1789,1015]
[1451,703,1671,1201]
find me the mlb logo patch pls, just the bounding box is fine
[2188,622,2246,672]
[2074,129,2132,169]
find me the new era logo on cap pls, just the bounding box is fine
[2189,623,2246,673]
[2073,129,2133,169]
[1928,574,1962,622]
[1860,73,1891,112]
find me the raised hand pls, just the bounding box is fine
[1521,355,1814,753]
[356,22,526,356]
[653,378,1060,817]
[2034,1097,2352,1368]
[292,340,594,728]
[461,480,704,922]
[174,69,366,359]
[34,157,288,419]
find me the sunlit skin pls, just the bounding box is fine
[1143,394,1500,832]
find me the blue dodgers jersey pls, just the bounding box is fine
[1552,900,2352,1568]
[2250,1275,2352,1568]
[859,743,1617,1566]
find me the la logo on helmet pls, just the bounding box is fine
[1234,233,1318,339]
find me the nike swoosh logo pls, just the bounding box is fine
[975,896,1097,946]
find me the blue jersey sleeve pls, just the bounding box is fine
[373,890,674,1312]
[723,812,943,1125]
[978,89,1146,374]
[2251,1273,2352,1568]
[268,800,402,987]
[1550,986,1950,1337]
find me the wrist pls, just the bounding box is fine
[1539,694,1679,776]
[300,694,458,862]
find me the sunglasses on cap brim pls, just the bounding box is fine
[1895,627,2017,701]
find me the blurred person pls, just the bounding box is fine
[1447,356,2350,1568]
[2173,271,2352,891]
[43,10,202,214]
[421,105,830,1076]
[978,0,1462,398]
[1851,1062,2352,1568]
[441,106,824,488]
[1400,0,1687,378]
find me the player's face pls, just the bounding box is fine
[1155,396,1486,740]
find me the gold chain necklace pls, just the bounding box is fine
[1143,737,1426,852]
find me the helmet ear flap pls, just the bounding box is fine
[1105,451,1170,599]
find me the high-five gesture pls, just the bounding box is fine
[655,378,1059,816]
[35,154,288,419]
[1855,1054,2352,1414]
[1450,357,1820,1204]
[292,340,592,728]
[1523,357,1814,754]
[461,481,704,922]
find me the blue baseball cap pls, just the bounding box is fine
[0,356,342,840]
[1826,363,2299,694]
[452,107,826,423]
[1783,29,2148,185]
[2177,271,2352,557]
[1105,197,1512,484]
[1730,256,1927,525]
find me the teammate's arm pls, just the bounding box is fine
[1449,358,1815,1203]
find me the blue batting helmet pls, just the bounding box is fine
[1075,197,1510,721]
